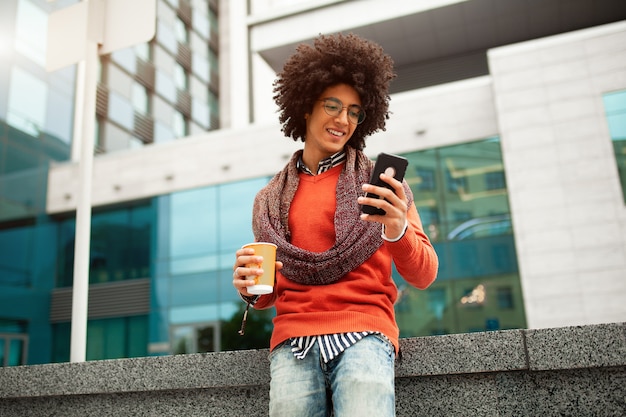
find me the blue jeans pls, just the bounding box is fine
[268,334,396,417]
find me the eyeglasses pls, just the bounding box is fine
[319,98,366,125]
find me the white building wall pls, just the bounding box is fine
[488,21,626,328]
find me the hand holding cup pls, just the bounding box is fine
[234,242,277,295]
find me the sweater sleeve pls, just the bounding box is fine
[384,204,438,289]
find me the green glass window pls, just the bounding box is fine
[51,315,148,363]
[56,203,152,287]
[395,137,526,337]
[0,226,32,286]
[602,90,626,204]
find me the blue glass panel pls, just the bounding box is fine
[51,322,70,363]
[170,271,219,306]
[14,0,47,66]
[606,113,626,139]
[45,89,74,144]
[218,178,268,254]
[0,320,26,333]
[56,219,76,287]
[169,185,217,253]
[170,303,220,324]
[7,67,47,136]
[603,90,626,113]
[0,226,31,286]
[108,92,134,130]
[127,315,149,357]
[55,203,152,287]
[603,89,626,204]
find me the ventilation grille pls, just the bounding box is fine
[177,43,192,71]
[134,113,154,144]
[209,70,219,95]
[208,0,218,13]
[176,90,192,116]
[96,84,109,117]
[50,279,150,322]
[136,58,156,90]
[178,0,192,27]
[209,35,219,55]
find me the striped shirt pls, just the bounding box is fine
[292,150,380,362]
[296,150,347,175]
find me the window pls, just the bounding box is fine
[192,97,210,129]
[485,171,505,191]
[135,42,151,62]
[602,90,626,204]
[7,67,47,137]
[156,69,177,102]
[415,168,435,191]
[193,10,210,38]
[14,0,47,66]
[174,63,188,91]
[446,169,467,194]
[157,21,177,54]
[394,138,526,337]
[52,316,148,362]
[192,51,210,83]
[131,82,149,114]
[108,92,134,130]
[172,110,187,138]
[0,320,28,367]
[56,204,152,287]
[174,17,189,44]
[497,287,514,309]
[172,323,219,354]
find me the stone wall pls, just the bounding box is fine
[1,323,624,416]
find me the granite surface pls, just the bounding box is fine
[524,322,626,370]
[1,323,624,416]
[395,328,527,377]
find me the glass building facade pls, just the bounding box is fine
[0,0,222,365]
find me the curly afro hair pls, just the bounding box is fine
[273,33,395,151]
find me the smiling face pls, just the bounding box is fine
[302,83,361,171]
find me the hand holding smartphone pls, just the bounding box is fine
[361,152,408,215]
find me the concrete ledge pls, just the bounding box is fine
[1,323,625,416]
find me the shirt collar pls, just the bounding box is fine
[297,150,347,175]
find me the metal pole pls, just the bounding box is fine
[69,36,99,363]
[70,60,85,163]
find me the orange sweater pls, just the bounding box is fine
[254,164,439,353]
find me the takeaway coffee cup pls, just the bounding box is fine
[242,242,277,295]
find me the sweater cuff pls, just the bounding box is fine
[381,219,409,242]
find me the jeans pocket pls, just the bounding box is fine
[268,339,290,361]
[370,333,395,359]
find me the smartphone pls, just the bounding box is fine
[361,152,408,215]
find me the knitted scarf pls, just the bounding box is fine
[252,146,413,285]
